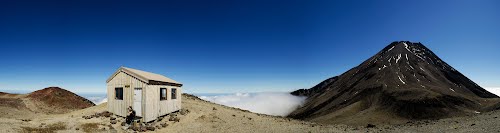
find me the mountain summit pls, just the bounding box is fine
[289,41,499,125]
[28,87,95,111]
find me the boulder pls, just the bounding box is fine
[161,123,168,128]
[102,111,112,117]
[110,120,117,124]
[146,126,155,131]
[169,116,176,121]
[366,124,376,128]
[180,109,189,115]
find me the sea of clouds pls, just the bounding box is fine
[82,88,500,116]
[84,95,108,105]
[82,92,306,116]
[486,88,500,97]
[198,92,307,116]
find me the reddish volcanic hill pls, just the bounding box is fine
[28,87,95,111]
[0,87,95,118]
[289,41,500,125]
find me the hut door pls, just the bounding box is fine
[134,88,142,116]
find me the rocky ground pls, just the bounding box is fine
[1,93,499,133]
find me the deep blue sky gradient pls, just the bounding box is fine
[0,0,499,94]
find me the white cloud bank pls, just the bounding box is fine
[485,88,500,97]
[199,92,306,116]
[96,98,108,105]
[83,88,500,114]
[85,96,107,105]
[82,92,308,113]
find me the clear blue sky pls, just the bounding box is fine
[0,0,499,94]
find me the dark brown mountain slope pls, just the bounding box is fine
[0,87,94,117]
[291,76,338,97]
[28,87,95,111]
[289,41,500,125]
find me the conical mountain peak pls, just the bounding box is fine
[289,41,499,125]
[380,41,429,61]
[365,41,455,74]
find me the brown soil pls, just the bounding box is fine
[0,97,27,110]
[28,87,95,110]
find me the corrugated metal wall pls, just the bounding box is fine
[107,71,147,117]
[144,85,182,122]
[107,71,182,122]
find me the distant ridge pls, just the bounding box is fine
[0,87,94,115]
[28,87,95,110]
[289,41,500,125]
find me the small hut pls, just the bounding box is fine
[106,66,182,122]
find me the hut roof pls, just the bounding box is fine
[106,67,182,86]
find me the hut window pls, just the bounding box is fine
[171,88,177,99]
[115,87,123,100]
[160,88,167,100]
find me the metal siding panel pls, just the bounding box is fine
[107,71,182,122]
[145,85,153,122]
[107,71,148,118]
